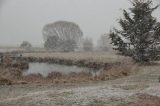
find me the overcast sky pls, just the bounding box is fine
[0,0,159,47]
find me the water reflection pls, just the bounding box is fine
[23,62,100,77]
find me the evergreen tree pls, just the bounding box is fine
[110,0,160,62]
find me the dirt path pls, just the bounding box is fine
[0,65,160,106]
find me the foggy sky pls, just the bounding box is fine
[0,0,159,47]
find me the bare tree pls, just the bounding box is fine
[44,36,59,50]
[43,21,83,52]
[82,37,93,51]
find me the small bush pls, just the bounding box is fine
[0,76,12,85]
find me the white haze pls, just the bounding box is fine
[0,0,159,47]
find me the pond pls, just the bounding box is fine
[23,62,100,77]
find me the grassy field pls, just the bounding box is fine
[0,51,160,106]
[22,51,131,63]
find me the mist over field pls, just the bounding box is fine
[0,1,160,106]
[0,0,159,47]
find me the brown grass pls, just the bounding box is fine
[0,57,138,84]
[97,60,138,81]
[22,73,44,82]
[47,72,63,79]
[0,67,29,85]
[23,52,129,63]
[0,67,22,80]
[46,71,92,83]
[21,60,136,83]
[125,94,160,106]
[0,76,12,85]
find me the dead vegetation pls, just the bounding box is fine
[123,94,160,106]
[0,58,138,84]
[21,71,92,84]
[0,52,139,84]
[0,54,159,106]
[0,67,29,85]
[0,76,12,85]
[97,60,138,81]
[23,52,128,63]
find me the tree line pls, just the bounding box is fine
[20,0,160,63]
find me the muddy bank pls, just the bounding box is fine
[22,57,121,70]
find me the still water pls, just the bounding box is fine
[23,63,99,77]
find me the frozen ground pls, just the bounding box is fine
[0,65,160,106]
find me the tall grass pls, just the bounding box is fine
[97,59,138,80]
[23,52,129,63]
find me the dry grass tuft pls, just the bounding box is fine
[65,71,92,82]
[47,71,92,83]
[47,72,63,79]
[97,60,138,81]
[0,76,12,85]
[22,73,44,83]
